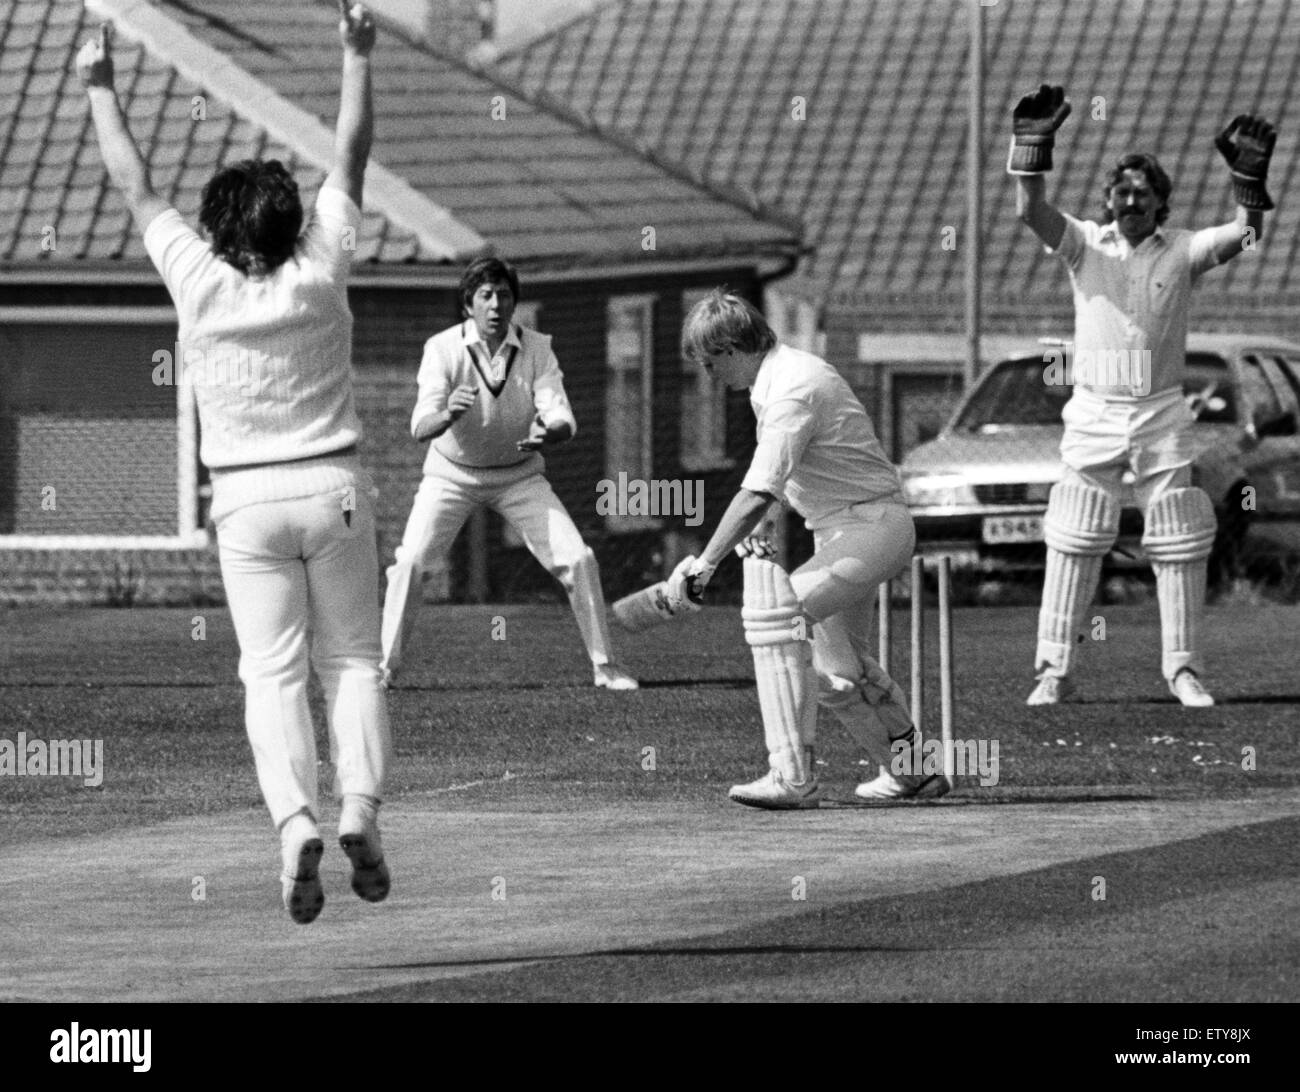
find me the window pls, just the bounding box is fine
[679,288,733,471]
[0,308,205,547]
[605,295,657,531]
[1269,355,1300,413]
[1239,356,1281,426]
[499,300,542,549]
[1240,354,1299,436]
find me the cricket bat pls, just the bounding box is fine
[612,580,697,632]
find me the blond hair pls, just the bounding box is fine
[680,287,776,366]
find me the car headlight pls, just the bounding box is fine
[902,472,978,508]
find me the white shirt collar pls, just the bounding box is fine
[461,322,522,353]
[1098,222,1167,251]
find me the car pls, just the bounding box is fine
[900,333,1300,584]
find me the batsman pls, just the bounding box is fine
[1009,85,1276,706]
[672,290,948,808]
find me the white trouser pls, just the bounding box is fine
[217,488,392,828]
[789,501,918,763]
[1059,387,1196,507]
[382,455,614,675]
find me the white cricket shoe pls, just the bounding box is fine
[339,797,390,904]
[1026,674,1075,705]
[280,816,325,925]
[594,663,639,690]
[1169,669,1215,708]
[728,769,821,810]
[854,769,950,802]
[379,667,396,691]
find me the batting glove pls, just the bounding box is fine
[666,555,713,612]
[734,521,777,560]
[1216,114,1277,211]
[1007,84,1072,175]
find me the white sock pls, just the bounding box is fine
[340,793,381,838]
[279,810,320,875]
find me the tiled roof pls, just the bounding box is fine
[497,0,1300,308]
[0,0,430,265]
[0,0,799,274]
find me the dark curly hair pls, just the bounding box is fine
[1102,153,1173,225]
[198,160,303,275]
[458,257,521,317]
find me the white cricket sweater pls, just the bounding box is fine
[143,186,365,520]
[412,321,577,471]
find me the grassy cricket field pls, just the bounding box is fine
[1,593,1298,1003]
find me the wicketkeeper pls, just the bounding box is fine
[1008,85,1276,706]
[671,290,947,808]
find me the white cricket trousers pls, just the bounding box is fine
[381,452,614,676]
[217,488,392,828]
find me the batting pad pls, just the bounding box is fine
[1037,481,1120,674]
[743,557,816,784]
[1143,488,1216,678]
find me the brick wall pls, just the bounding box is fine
[0,548,222,607]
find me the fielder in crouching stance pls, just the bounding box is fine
[672,290,947,808]
[380,257,637,691]
[1009,85,1276,707]
[79,6,392,923]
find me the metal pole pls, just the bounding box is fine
[965,0,985,391]
[938,555,955,790]
[877,580,892,675]
[910,556,925,742]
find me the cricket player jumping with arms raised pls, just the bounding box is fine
[79,4,393,923]
[671,290,946,808]
[1009,85,1276,707]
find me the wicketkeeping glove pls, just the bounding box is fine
[1215,114,1277,211]
[1007,84,1072,175]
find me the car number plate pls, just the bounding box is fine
[982,515,1044,544]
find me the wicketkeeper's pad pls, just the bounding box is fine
[1143,487,1216,678]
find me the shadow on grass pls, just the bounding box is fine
[312,814,1300,1002]
[820,791,1160,808]
[1066,694,1300,706]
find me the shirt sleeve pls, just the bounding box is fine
[741,396,817,497]
[142,208,215,311]
[1045,212,1088,270]
[1187,226,1223,282]
[301,184,363,284]
[531,341,578,438]
[410,339,452,437]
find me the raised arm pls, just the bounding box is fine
[1205,114,1276,265]
[1008,85,1072,250]
[324,2,376,210]
[1015,175,1067,251]
[78,25,170,230]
